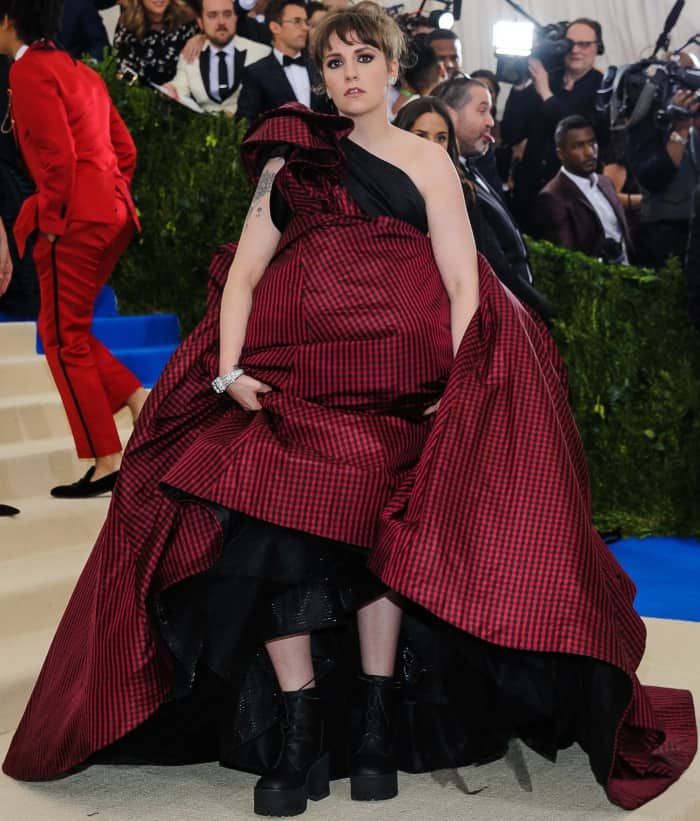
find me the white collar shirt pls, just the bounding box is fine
[14,44,29,61]
[273,47,310,107]
[561,167,628,263]
[208,40,236,101]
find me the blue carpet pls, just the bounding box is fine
[609,537,700,622]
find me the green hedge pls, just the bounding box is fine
[100,59,700,537]
[529,242,700,536]
[99,56,253,333]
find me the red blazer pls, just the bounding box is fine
[535,169,634,259]
[10,42,140,256]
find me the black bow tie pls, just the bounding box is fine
[282,54,305,67]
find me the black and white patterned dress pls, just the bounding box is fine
[113,20,200,86]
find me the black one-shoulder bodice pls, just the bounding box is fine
[269,138,429,235]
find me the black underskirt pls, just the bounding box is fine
[92,505,631,787]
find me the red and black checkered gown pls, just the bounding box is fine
[3,106,696,808]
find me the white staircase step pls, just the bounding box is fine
[0,495,109,563]
[0,356,55,398]
[0,321,36,357]
[0,394,133,446]
[0,543,91,642]
[0,426,132,499]
[0,628,54,735]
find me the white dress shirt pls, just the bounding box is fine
[273,48,310,107]
[209,40,236,101]
[14,44,29,61]
[561,167,628,262]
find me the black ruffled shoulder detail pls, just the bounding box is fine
[240,103,354,184]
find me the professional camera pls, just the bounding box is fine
[597,0,700,130]
[388,0,459,34]
[493,18,571,86]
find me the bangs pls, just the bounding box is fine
[309,1,406,73]
[320,19,381,55]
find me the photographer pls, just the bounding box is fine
[626,89,700,269]
[501,18,608,231]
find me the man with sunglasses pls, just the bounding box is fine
[237,0,329,122]
[501,18,609,232]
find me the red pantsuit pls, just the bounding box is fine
[11,42,142,459]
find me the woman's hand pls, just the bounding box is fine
[182,33,207,64]
[226,374,272,411]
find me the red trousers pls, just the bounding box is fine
[34,199,141,459]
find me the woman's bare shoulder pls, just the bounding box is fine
[389,129,457,194]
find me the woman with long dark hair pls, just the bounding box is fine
[2,2,696,818]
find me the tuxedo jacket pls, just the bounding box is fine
[237,52,328,123]
[535,169,633,258]
[168,36,270,115]
[10,43,139,256]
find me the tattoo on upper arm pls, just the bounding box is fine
[243,168,277,227]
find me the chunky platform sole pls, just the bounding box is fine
[350,770,398,801]
[254,753,330,817]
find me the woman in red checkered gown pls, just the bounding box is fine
[3,3,696,815]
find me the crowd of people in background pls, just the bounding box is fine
[1,0,699,332]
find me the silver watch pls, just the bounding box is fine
[212,366,244,394]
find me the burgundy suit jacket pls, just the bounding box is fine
[10,42,140,256]
[535,169,633,259]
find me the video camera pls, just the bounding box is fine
[597,0,700,131]
[492,1,571,86]
[386,0,461,35]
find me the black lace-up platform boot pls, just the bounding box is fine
[254,688,330,816]
[350,674,399,801]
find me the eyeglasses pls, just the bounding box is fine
[281,17,309,27]
[569,40,597,49]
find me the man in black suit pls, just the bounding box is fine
[535,115,632,264]
[435,76,552,320]
[237,0,327,123]
[58,0,110,61]
[0,56,38,320]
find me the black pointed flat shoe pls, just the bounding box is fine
[51,467,119,499]
[0,504,20,516]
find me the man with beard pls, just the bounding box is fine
[163,0,270,114]
[536,115,632,264]
[435,76,552,320]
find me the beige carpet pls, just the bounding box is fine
[1,321,698,820]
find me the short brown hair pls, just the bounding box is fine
[309,1,407,77]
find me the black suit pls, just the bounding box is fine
[0,57,38,318]
[235,3,272,46]
[59,0,110,61]
[462,157,552,320]
[200,46,247,102]
[237,53,328,123]
[535,170,633,261]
